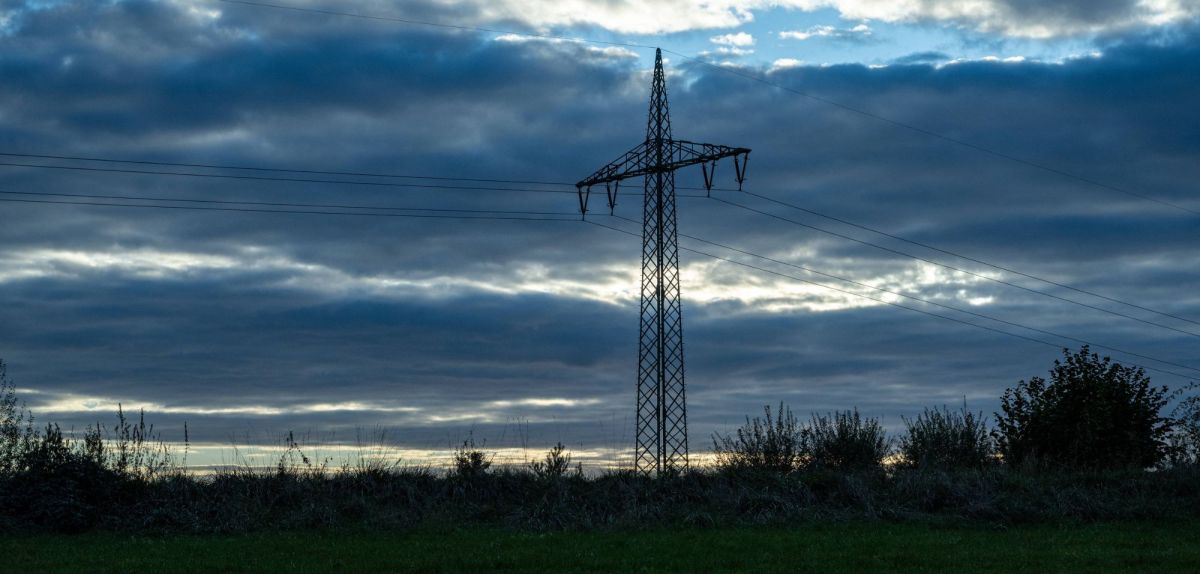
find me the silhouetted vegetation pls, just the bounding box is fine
[1166,392,1200,467]
[2,349,1199,534]
[712,403,803,473]
[3,441,1199,534]
[712,405,888,473]
[994,346,1173,469]
[0,359,25,475]
[529,442,579,479]
[0,361,179,532]
[452,432,493,479]
[805,409,890,472]
[897,405,994,470]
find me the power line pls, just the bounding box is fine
[5,151,1192,331]
[589,218,1199,381]
[707,195,1200,339]
[729,188,1200,328]
[0,161,575,194]
[5,153,1192,337]
[0,152,570,186]
[0,196,578,221]
[0,161,707,198]
[0,190,577,216]
[0,151,732,191]
[7,151,1191,331]
[215,0,1197,216]
[8,186,1193,379]
[611,213,1200,375]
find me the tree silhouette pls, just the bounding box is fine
[995,346,1171,469]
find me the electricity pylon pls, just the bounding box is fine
[577,48,750,475]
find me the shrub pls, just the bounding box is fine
[0,359,34,475]
[1,422,124,532]
[804,409,890,472]
[1165,390,1200,467]
[530,442,576,479]
[107,405,176,481]
[712,403,803,473]
[275,430,330,478]
[898,405,994,470]
[452,433,493,479]
[995,346,1172,470]
[713,405,889,473]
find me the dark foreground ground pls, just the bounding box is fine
[4,521,1198,573]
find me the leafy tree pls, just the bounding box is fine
[994,346,1172,469]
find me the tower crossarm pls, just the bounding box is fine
[575,139,750,188]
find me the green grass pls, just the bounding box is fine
[4,522,1199,573]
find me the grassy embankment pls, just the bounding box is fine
[4,521,1198,573]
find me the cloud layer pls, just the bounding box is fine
[394,0,1199,37]
[0,1,1197,464]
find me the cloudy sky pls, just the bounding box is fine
[0,0,1197,467]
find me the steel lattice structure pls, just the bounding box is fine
[577,49,750,475]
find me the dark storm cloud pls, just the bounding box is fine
[889,51,951,66]
[985,0,1142,28]
[673,27,1200,265]
[0,1,1197,455]
[820,0,1196,37]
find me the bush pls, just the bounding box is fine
[0,359,33,475]
[995,346,1173,470]
[1165,391,1200,467]
[106,406,176,481]
[713,405,889,473]
[712,403,804,473]
[0,420,135,532]
[530,442,577,479]
[898,405,994,470]
[804,409,890,472]
[452,433,493,479]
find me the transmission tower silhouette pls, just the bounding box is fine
[577,49,750,475]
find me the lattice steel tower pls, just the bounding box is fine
[577,49,750,475]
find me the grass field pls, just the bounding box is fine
[3,521,1198,573]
